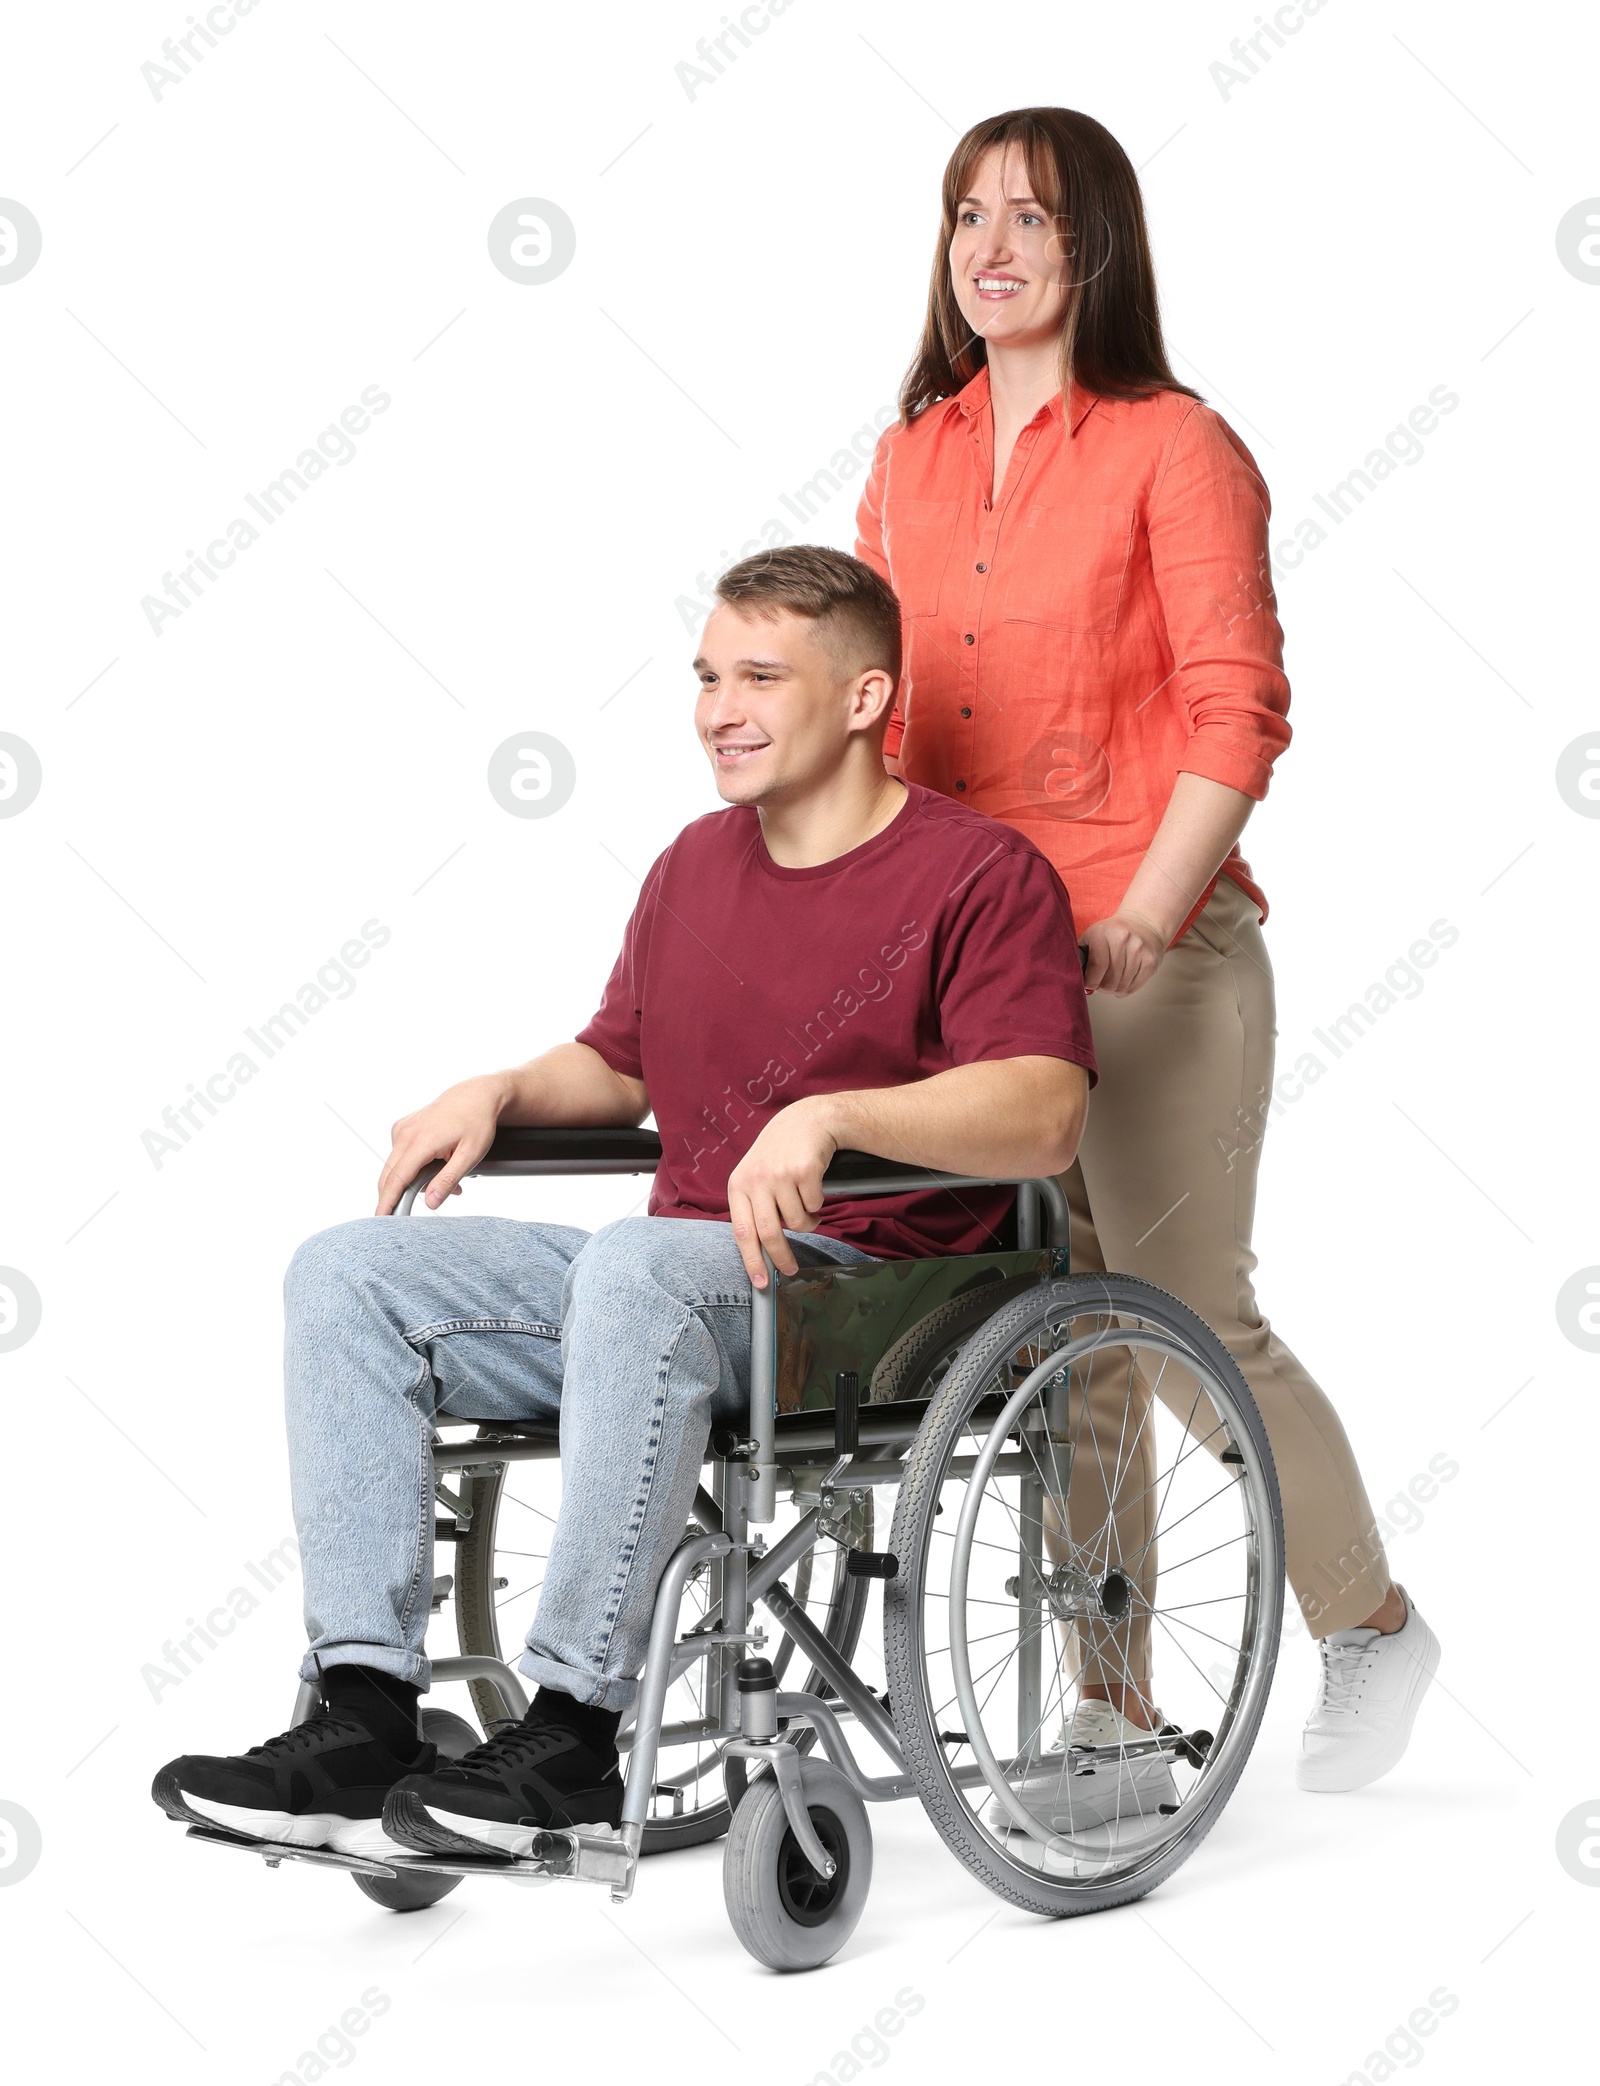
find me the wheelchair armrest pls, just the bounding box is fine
[398,1125,1063,1228]
[473,1126,663,1175]
[461,1125,1034,1193]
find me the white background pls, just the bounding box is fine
[2,1,1595,2078]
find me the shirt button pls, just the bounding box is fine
[960,706,972,718]
[963,632,975,645]
[975,562,987,573]
[955,780,967,791]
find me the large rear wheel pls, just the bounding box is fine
[884,1275,1283,1916]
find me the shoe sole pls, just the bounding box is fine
[151,1765,407,1860]
[383,1785,623,1861]
[384,1789,523,1860]
[1296,1617,1442,1794]
[986,1757,1179,1834]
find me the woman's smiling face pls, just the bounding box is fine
[948,144,1071,350]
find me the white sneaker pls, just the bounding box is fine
[985,1700,1178,1835]
[1296,1587,1440,1793]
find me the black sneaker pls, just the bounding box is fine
[384,1717,623,1859]
[152,1710,434,1860]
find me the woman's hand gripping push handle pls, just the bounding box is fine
[1078,914,1169,997]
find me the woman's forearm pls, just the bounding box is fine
[1116,773,1255,945]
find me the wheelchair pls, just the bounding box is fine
[179,1128,1285,1970]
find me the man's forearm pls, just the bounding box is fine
[495,1041,649,1128]
[808,1057,1086,1181]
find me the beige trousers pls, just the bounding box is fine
[1056,871,1392,1661]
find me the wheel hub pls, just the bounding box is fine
[1041,1562,1135,1624]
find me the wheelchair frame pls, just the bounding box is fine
[183,1127,1280,1958]
[233,1135,1069,1904]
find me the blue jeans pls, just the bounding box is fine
[283,1212,876,1711]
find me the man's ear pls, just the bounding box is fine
[849,666,897,735]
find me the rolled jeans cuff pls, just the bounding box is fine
[516,1647,638,1715]
[298,1641,431,1690]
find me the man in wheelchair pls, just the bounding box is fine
[153,546,1097,1864]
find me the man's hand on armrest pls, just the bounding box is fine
[374,1042,649,1214]
[725,1056,1088,1288]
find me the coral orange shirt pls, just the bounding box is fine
[854,368,1290,942]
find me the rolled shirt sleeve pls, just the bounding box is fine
[854,427,907,762]
[1146,402,1291,802]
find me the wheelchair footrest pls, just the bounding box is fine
[1063,1725,1215,1771]
[179,1818,633,1890]
[181,1823,405,1879]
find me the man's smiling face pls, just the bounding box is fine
[694,603,880,807]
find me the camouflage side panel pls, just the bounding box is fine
[773,1249,1070,1414]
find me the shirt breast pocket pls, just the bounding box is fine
[1000,503,1137,634]
[883,497,964,619]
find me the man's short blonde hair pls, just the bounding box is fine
[715,544,902,691]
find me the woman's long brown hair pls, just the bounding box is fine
[899,106,1200,423]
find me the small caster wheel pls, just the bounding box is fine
[352,1708,479,1913]
[353,1866,461,1912]
[722,1758,872,1970]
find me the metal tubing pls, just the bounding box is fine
[758,1580,905,1770]
[819,1458,905,1491]
[398,1161,444,1215]
[769,1411,926,1455]
[1017,1474,1044,1759]
[616,1631,721,1734]
[748,1254,778,1523]
[773,1693,915,1801]
[1035,1173,1071,1249]
[767,1743,837,1878]
[433,1436,555,1470]
[745,1508,821,1607]
[619,1714,723,1754]
[620,1531,731,1832]
[718,1514,750,1732]
[664,1628,724,1691]
[429,1656,529,1725]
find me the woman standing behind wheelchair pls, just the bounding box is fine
[854,105,1438,1793]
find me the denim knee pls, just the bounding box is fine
[283,1215,397,1314]
[563,1215,744,1316]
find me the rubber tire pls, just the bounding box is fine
[867,1274,1043,1406]
[351,1708,478,1912]
[723,1759,873,1971]
[883,1273,1284,1919]
[451,1462,521,1735]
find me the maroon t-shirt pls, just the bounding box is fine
[576,782,1098,1259]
